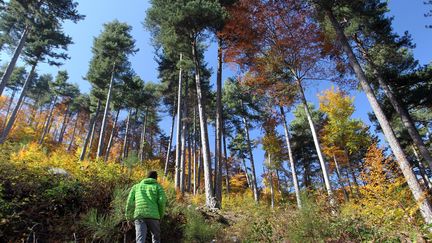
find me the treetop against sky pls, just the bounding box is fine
[1,0,431,181]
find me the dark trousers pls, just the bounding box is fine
[135,219,161,243]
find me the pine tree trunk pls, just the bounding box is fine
[193,107,198,194]
[0,62,36,144]
[97,65,116,159]
[353,38,432,171]
[58,103,71,144]
[192,37,217,208]
[0,26,30,96]
[87,115,99,159]
[223,127,230,194]
[280,106,302,208]
[175,54,183,190]
[187,130,192,192]
[242,158,251,188]
[104,109,120,162]
[2,89,16,130]
[412,145,432,190]
[139,108,148,162]
[122,109,131,160]
[333,155,349,202]
[39,96,58,144]
[296,79,334,201]
[180,76,189,194]
[215,37,224,203]
[79,100,101,161]
[326,8,432,223]
[67,112,80,152]
[242,106,259,202]
[164,107,176,176]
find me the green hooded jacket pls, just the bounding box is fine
[125,178,167,220]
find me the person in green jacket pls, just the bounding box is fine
[125,171,167,243]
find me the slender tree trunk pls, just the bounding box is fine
[242,108,259,202]
[0,62,36,144]
[79,100,101,161]
[242,158,251,188]
[87,115,99,159]
[215,37,224,203]
[326,8,432,223]
[223,127,230,194]
[39,96,58,144]
[193,107,198,194]
[192,37,217,208]
[296,79,334,201]
[2,89,16,130]
[344,149,359,188]
[104,109,120,162]
[197,140,202,192]
[67,112,80,152]
[268,157,275,209]
[0,26,30,96]
[58,103,71,144]
[412,145,432,190]
[280,106,302,208]
[333,155,349,202]
[276,170,282,195]
[97,65,116,159]
[164,107,176,176]
[175,54,183,190]
[180,76,189,194]
[122,109,131,160]
[353,39,432,171]
[187,130,192,192]
[139,108,148,162]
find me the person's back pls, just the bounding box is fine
[126,171,167,243]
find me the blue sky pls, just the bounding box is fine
[2,0,432,183]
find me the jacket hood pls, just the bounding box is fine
[141,178,157,184]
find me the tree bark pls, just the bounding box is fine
[353,38,432,171]
[187,129,192,192]
[164,107,176,176]
[193,106,198,194]
[2,89,16,130]
[215,37,224,203]
[412,145,432,191]
[223,127,230,194]
[296,79,334,201]
[79,100,101,161]
[0,62,36,144]
[242,158,251,188]
[175,54,183,190]
[122,109,131,160]
[326,8,432,223]
[180,75,189,194]
[139,108,148,162]
[0,26,30,96]
[104,109,120,162]
[333,155,349,202]
[58,102,71,144]
[242,105,259,202]
[192,37,217,208]
[268,157,275,209]
[96,65,116,159]
[39,95,58,144]
[280,106,302,208]
[67,112,80,152]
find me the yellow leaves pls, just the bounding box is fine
[8,142,155,189]
[319,86,354,120]
[341,143,418,234]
